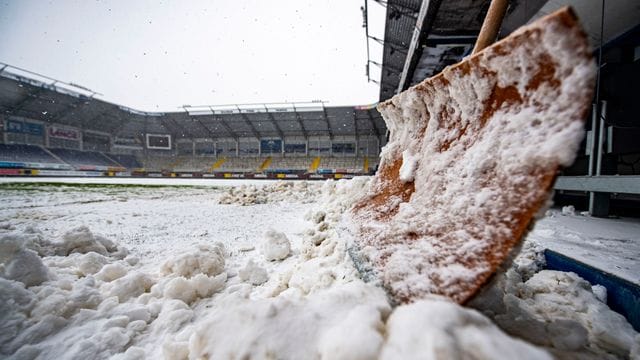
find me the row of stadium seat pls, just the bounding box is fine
[0,144,59,164]
[0,144,142,169]
[141,154,378,173]
[0,143,378,173]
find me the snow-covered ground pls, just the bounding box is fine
[0,176,268,187]
[1,178,638,359]
[529,208,640,284]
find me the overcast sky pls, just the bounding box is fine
[0,0,386,112]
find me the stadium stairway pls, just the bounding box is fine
[40,146,67,164]
[101,153,125,168]
[309,157,321,172]
[209,157,226,172]
[168,157,183,170]
[259,157,272,172]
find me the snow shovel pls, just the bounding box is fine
[345,4,596,305]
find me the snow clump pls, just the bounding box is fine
[161,243,225,278]
[52,225,128,258]
[161,273,227,304]
[0,234,50,287]
[398,149,419,183]
[262,229,291,261]
[561,205,576,216]
[218,181,322,205]
[238,259,269,285]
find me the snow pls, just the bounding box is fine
[262,229,292,261]
[238,259,269,285]
[0,178,638,359]
[530,209,640,283]
[219,181,319,205]
[160,243,225,278]
[398,149,418,183]
[0,176,269,187]
[349,8,597,304]
[0,234,50,287]
[561,205,576,216]
[382,299,552,360]
[469,221,640,359]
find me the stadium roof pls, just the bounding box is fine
[377,0,550,102]
[0,64,386,141]
[376,0,640,103]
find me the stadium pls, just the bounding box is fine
[1,0,640,359]
[0,67,385,179]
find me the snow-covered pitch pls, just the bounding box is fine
[1,178,638,359]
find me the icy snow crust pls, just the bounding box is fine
[350,9,597,304]
[1,180,638,359]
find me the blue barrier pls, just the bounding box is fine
[0,161,26,168]
[544,249,640,331]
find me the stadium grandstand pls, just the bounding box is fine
[1,0,639,216]
[0,63,385,180]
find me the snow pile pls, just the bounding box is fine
[2,180,638,359]
[0,226,150,358]
[186,283,549,360]
[188,282,391,359]
[159,273,227,304]
[155,243,228,304]
[160,243,225,278]
[218,181,321,205]
[262,229,291,261]
[57,226,127,257]
[497,271,639,357]
[470,239,640,359]
[0,224,231,359]
[0,233,50,286]
[382,298,552,360]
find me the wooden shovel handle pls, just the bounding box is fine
[472,0,510,54]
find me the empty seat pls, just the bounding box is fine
[0,144,61,164]
[49,148,119,167]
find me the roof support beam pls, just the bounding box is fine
[236,106,262,140]
[263,107,285,139]
[163,116,196,141]
[353,110,359,136]
[6,87,48,115]
[48,97,91,124]
[86,110,109,124]
[157,117,174,137]
[108,115,131,137]
[292,105,309,139]
[194,117,219,140]
[397,0,443,94]
[215,115,239,141]
[369,60,404,74]
[368,35,408,49]
[424,36,477,46]
[365,109,382,138]
[372,1,420,18]
[321,105,333,140]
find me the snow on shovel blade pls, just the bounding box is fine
[346,7,596,305]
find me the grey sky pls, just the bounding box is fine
[0,0,385,112]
